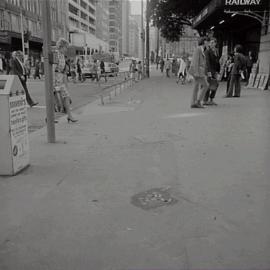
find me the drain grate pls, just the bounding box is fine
[131,188,178,210]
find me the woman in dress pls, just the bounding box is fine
[55,38,78,123]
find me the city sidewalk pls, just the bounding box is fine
[0,71,270,270]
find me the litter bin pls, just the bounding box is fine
[0,75,30,175]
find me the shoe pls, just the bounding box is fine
[223,95,232,98]
[45,118,58,123]
[196,103,205,108]
[30,102,39,107]
[67,117,78,123]
[233,95,240,97]
[203,101,210,106]
[191,104,199,108]
[208,100,217,106]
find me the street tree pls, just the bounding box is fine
[149,0,209,41]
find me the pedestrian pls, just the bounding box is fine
[70,60,77,83]
[165,58,171,77]
[100,60,107,82]
[92,59,99,82]
[203,37,220,106]
[10,51,38,107]
[129,59,137,80]
[77,58,82,82]
[34,59,41,79]
[160,58,165,73]
[0,54,3,74]
[246,51,255,85]
[137,61,143,80]
[176,57,187,84]
[226,44,247,98]
[25,58,31,79]
[54,38,77,123]
[156,56,159,70]
[189,36,210,108]
[225,54,234,96]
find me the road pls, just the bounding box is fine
[27,66,130,132]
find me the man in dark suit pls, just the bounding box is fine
[203,37,220,106]
[226,45,247,98]
[11,51,38,107]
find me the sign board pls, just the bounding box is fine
[247,73,256,88]
[9,95,30,173]
[259,74,269,90]
[223,0,269,10]
[254,74,261,88]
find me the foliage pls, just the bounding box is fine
[149,0,208,42]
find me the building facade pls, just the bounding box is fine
[0,0,68,59]
[95,0,109,43]
[68,0,96,35]
[193,0,270,75]
[121,0,130,56]
[129,15,139,58]
[108,0,121,53]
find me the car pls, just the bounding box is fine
[104,62,119,76]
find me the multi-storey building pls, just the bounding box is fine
[129,15,139,58]
[95,0,109,43]
[121,0,130,56]
[68,0,96,35]
[132,14,143,59]
[0,0,68,59]
[108,0,121,53]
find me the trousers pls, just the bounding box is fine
[191,76,208,105]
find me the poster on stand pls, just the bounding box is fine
[9,94,29,173]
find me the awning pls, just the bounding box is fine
[193,0,269,29]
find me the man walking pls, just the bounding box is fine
[11,51,38,107]
[189,37,210,108]
[226,44,246,98]
[203,37,220,106]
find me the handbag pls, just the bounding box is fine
[208,77,219,91]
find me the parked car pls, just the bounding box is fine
[104,62,119,76]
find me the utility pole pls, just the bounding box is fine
[146,0,150,78]
[141,0,145,76]
[20,4,25,60]
[42,0,56,143]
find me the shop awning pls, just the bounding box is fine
[193,0,269,29]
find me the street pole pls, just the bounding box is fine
[42,0,56,143]
[156,27,159,69]
[141,0,145,76]
[146,0,150,78]
[20,8,25,60]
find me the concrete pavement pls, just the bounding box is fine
[0,71,270,269]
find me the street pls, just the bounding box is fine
[27,62,131,132]
[0,70,269,269]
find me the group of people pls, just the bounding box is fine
[158,57,191,84]
[129,59,143,81]
[188,36,250,108]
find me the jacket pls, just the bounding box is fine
[205,48,220,76]
[189,46,206,77]
[11,57,26,77]
[231,53,247,75]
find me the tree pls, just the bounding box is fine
[149,0,209,42]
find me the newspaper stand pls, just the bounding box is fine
[0,75,30,175]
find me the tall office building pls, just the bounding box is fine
[68,0,96,34]
[0,0,68,59]
[132,14,143,60]
[121,0,130,56]
[95,0,109,43]
[108,0,121,53]
[129,15,139,58]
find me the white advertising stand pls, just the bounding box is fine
[0,75,30,175]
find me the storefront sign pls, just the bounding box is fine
[9,95,29,173]
[224,0,268,9]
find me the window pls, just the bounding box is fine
[80,0,87,9]
[81,11,87,21]
[69,4,78,16]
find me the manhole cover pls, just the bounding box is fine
[131,188,178,210]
